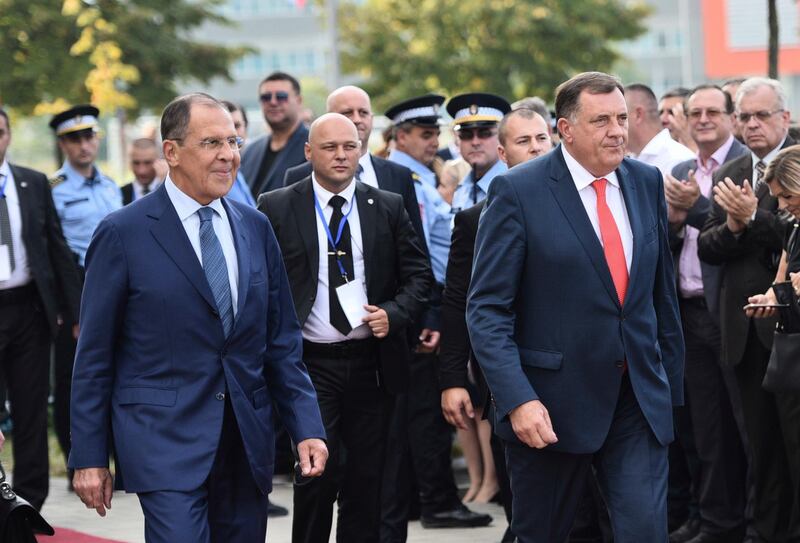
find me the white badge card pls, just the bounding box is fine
[336,280,369,329]
[0,245,10,281]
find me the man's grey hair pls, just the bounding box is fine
[161,92,225,141]
[735,77,787,112]
[511,97,551,127]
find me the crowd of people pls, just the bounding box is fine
[0,67,798,543]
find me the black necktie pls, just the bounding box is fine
[0,175,15,272]
[142,184,151,195]
[470,178,478,205]
[328,195,354,335]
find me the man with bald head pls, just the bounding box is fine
[259,113,432,543]
[284,86,425,249]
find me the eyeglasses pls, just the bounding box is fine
[172,136,244,151]
[260,91,290,103]
[737,109,784,123]
[457,128,497,141]
[687,108,726,121]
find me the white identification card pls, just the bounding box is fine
[336,279,369,330]
[0,245,10,281]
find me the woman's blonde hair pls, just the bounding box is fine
[764,144,800,195]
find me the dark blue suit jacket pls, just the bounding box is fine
[467,146,684,454]
[68,184,325,494]
[241,123,310,196]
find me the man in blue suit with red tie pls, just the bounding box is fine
[69,93,327,542]
[467,72,684,542]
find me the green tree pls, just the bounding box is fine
[0,0,251,114]
[340,0,650,110]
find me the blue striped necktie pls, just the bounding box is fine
[197,206,234,337]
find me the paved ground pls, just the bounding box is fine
[41,475,508,543]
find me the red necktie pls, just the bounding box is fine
[591,178,628,305]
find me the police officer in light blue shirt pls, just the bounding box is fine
[447,93,510,213]
[48,104,122,483]
[386,94,452,283]
[49,105,122,268]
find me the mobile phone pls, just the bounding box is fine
[743,303,789,310]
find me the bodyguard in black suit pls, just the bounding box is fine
[258,113,432,543]
[698,77,800,542]
[0,109,82,508]
[120,138,162,205]
[241,71,309,197]
[665,85,748,543]
[283,86,426,253]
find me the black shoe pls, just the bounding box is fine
[500,526,517,543]
[670,518,702,543]
[420,504,492,528]
[267,500,289,517]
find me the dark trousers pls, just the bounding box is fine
[293,342,390,543]
[505,374,669,543]
[138,399,268,543]
[734,325,800,542]
[0,285,51,510]
[668,400,701,528]
[680,298,747,536]
[53,312,76,466]
[380,352,461,542]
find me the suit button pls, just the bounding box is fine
[615,361,625,369]
[215,392,225,401]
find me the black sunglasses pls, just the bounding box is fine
[260,91,290,103]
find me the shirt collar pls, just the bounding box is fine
[62,160,100,185]
[636,128,672,159]
[561,145,619,191]
[388,149,435,178]
[358,152,373,170]
[311,173,357,208]
[164,175,225,221]
[752,135,787,167]
[700,134,735,171]
[0,160,9,179]
[461,159,507,191]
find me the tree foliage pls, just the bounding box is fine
[0,0,251,114]
[340,0,650,111]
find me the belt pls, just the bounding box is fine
[303,338,377,359]
[680,296,707,309]
[0,283,37,305]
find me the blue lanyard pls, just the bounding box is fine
[0,174,7,199]
[313,192,355,280]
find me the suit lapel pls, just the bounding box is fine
[355,183,377,292]
[370,155,387,190]
[616,161,642,300]
[9,166,33,248]
[546,149,621,308]
[223,199,251,324]
[148,185,218,312]
[292,179,320,279]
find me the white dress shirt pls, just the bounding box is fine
[132,177,163,201]
[561,146,633,272]
[303,175,371,343]
[164,176,238,316]
[634,128,695,178]
[357,153,379,188]
[0,161,31,289]
[751,136,787,189]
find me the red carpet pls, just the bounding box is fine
[37,527,129,542]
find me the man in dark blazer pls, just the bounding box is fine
[698,77,800,542]
[283,86,426,252]
[240,71,309,197]
[69,93,327,542]
[258,113,432,543]
[0,108,82,509]
[665,84,748,543]
[121,138,162,205]
[468,72,684,542]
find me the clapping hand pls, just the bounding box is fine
[713,177,758,233]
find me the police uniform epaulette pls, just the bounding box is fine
[49,174,66,188]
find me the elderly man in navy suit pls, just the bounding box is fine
[468,72,684,542]
[69,93,327,542]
